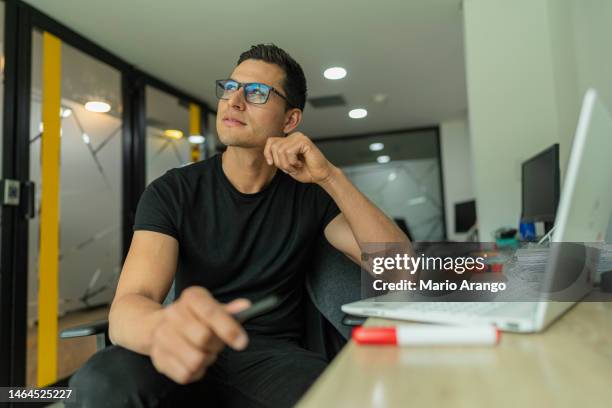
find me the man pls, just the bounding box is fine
[70,44,409,407]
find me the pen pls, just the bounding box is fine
[352,325,500,346]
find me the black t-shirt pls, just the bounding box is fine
[133,153,340,338]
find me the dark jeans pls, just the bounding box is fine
[67,334,328,408]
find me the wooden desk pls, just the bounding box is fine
[298,300,612,408]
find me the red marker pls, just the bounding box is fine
[352,325,500,346]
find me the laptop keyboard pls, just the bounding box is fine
[397,301,508,316]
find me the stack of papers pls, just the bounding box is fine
[596,244,612,274]
[510,244,612,283]
[504,248,551,286]
[515,248,549,273]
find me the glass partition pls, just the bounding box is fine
[27,29,122,385]
[317,129,445,241]
[0,0,5,268]
[145,85,192,184]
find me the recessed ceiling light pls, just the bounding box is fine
[369,142,384,151]
[349,108,367,119]
[388,171,397,181]
[372,93,388,104]
[85,101,111,113]
[61,107,72,118]
[163,129,184,139]
[377,155,390,164]
[82,133,91,145]
[188,135,205,144]
[323,67,347,80]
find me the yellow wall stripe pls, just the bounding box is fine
[189,103,201,136]
[37,32,61,387]
[189,103,202,162]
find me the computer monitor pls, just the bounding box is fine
[521,143,560,229]
[454,200,476,233]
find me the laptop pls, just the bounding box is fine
[342,89,612,333]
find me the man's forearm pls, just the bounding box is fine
[319,166,409,247]
[108,294,165,356]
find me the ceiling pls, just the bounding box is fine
[24,0,467,139]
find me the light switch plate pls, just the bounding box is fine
[2,179,20,206]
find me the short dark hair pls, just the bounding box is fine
[237,44,307,111]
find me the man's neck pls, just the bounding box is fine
[221,147,277,194]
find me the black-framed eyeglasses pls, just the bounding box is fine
[216,79,295,108]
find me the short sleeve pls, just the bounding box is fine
[313,185,341,230]
[133,172,182,240]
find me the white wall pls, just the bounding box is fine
[570,0,612,113]
[548,0,612,173]
[440,118,475,241]
[463,0,612,240]
[546,0,580,177]
[564,0,612,242]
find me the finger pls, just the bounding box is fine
[175,307,225,353]
[296,139,312,156]
[186,352,216,382]
[276,142,301,174]
[190,365,207,383]
[151,345,193,385]
[183,288,249,351]
[157,324,210,377]
[277,145,295,173]
[263,138,278,165]
[286,131,304,142]
[271,142,284,172]
[224,298,251,315]
[167,303,213,350]
[179,298,246,353]
[204,306,249,351]
[179,301,227,353]
[201,351,218,367]
[285,145,303,168]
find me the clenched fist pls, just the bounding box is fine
[264,132,337,184]
[150,286,250,385]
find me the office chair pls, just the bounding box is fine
[393,217,413,242]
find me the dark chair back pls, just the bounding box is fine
[307,238,361,338]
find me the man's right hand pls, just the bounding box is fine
[149,286,250,384]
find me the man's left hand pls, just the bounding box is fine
[264,132,336,185]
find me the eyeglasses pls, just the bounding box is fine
[216,79,295,108]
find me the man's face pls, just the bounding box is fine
[216,59,296,148]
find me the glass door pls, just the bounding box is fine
[0,0,5,258]
[26,29,123,386]
[145,85,205,185]
[0,2,209,387]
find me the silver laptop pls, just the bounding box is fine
[342,89,612,333]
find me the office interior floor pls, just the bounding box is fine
[26,305,111,387]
